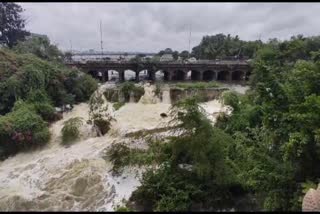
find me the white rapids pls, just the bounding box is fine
[0,82,241,211]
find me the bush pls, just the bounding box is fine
[119,82,144,102]
[114,205,133,212]
[222,91,241,111]
[107,143,132,174]
[175,82,220,90]
[0,49,97,115]
[113,102,125,111]
[61,117,83,145]
[25,90,57,122]
[88,91,114,136]
[93,118,111,135]
[0,102,50,159]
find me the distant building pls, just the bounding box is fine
[26,33,48,40]
[185,57,197,63]
[160,54,174,62]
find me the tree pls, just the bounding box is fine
[172,51,179,60]
[13,36,63,61]
[0,2,30,48]
[164,48,173,54]
[179,50,189,60]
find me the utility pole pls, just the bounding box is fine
[188,24,192,58]
[100,20,104,56]
[69,40,72,54]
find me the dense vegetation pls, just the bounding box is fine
[106,34,320,211]
[0,48,97,159]
[0,2,30,48]
[61,117,83,145]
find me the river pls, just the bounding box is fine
[0,82,247,211]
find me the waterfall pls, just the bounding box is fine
[162,90,171,104]
[161,84,171,104]
[129,91,135,103]
[138,83,161,104]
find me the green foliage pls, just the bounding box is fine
[88,91,113,136]
[192,33,262,59]
[113,102,125,111]
[221,91,241,111]
[0,101,50,159]
[114,205,133,212]
[0,49,97,114]
[179,50,190,60]
[13,36,63,61]
[24,89,57,122]
[0,2,30,48]
[119,82,144,102]
[126,97,243,211]
[93,118,111,136]
[107,140,168,174]
[175,81,220,89]
[61,117,83,145]
[214,35,320,211]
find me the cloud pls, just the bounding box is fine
[19,3,320,52]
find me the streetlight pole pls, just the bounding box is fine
[100,20,104,56]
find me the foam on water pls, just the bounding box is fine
[0,82,235,211]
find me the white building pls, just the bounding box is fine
[160,54,174,62]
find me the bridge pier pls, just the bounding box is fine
[227,71,232,82]
[199,71,204,81]
[167,71,173,81]
[119,70,125,82]
[147,70,155,81]
[102,70,108,82]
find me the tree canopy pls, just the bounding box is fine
[0,2,30,48]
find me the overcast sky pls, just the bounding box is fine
[18,3,320,52]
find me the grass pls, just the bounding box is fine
[175,81,221,89]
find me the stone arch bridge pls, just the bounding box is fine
[65,60,251,82]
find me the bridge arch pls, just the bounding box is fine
[172,70,186,81]
[217,70,230,81]
[108,70,119,82]
[191,70,201,81]
[232,70,244,81]
[124,69,136,81]
[138,69,148,81]
[155,70,164,81]
[203,70,216,81]
[88,70,97,78]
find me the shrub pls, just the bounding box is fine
[114,205,133,212]
[222,91,241,111]
[61,117,83,145]
[89,91,114,136]
[0,102,50,159]
[24,89,57,122]
[175,82,220,90]
[107,143,132,174]
[93,118,111,135]
[113,102,125,111]
[0,49,97,115]
[119,82,144,102]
